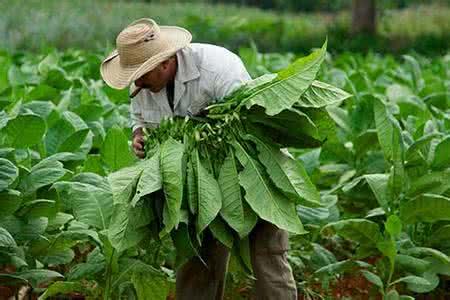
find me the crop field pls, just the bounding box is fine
[0,44,449,299]
[0,1,450,299]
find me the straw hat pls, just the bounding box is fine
[100,18,192,89]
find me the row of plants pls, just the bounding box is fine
[241,46,450,298]
[1,1,449,54]
[0,41,345,299]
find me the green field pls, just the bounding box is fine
[2,0,449,54]
[1,1,450,299]
[1,45,449,299]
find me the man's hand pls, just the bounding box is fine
[132,128,145,159]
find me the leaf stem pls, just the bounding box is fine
[104,248,116,300]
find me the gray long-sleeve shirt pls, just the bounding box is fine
[129,43,251,131]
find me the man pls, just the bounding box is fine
[100,18,297,300]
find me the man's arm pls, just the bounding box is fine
[130,90,146,158]
[130,94,146,133]
[132,127,145,159]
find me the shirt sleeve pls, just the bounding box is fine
[129,84,146,132]
[214,57,252,101]
[130,99,146,132]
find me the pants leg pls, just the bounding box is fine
[176,231,230,300]
[250,221,297,300]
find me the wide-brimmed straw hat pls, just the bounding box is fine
[100,18,192,89]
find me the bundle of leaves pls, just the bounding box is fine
[107,41,351,267]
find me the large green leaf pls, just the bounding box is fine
[408,171,450,197]
[374,98,394,160]
[326,105,351,134]
[385,290,400,300]
[246,135,321,207]
[0,111,9,129]
[404,247,450,265]
[403,55,424,92]
[4,114,46,148]
[14,269,64,288]
[391,275,431,287]
[0,158,18,192]
[44,111,88,155]
[19,158,67,195]
[195,149,222,234]
[218,151,257,238]
[314,259,371,277]
[0,216,48,242]
[385,215,402,238]
[395,255,431,275]
[45,217,76,240]
[360,270,383,289]
[54,179,113,230]
[247,106,335,149]
[110,258,148,290]
[405,133,439,162]
[131,148,162,206]
[27,85,59,101]
[67,247,105,281]
[57,128,90,153]
[432,135,450,169]
[299,80,352,107]
[405,272,439,294]
[186,157,198,215]
[244,41,327,115]
[22,101,58,122]
[233,141,305,234]
[364,174,390,211]
[132,270,170,300]
[39,248,75,266]
[400,194,450,224]
[0,226,16,248]
[18,199,56,218]
[308,243,337,270]
[428,225,450,249]
[44,68,72,90]
[101,126,134,172]
[171,222,199,268]
[0,190,22,217]
[390,119,405,198]
[108,161,146,205]
[321,219,382,246]
[209,216,234,249]
[38,281,85,300]
[108,200,152,252]
[297,205,333,225]
[160,137,184,237]
[377,238,397,263]
[247,107,317,148]
[82,154,106,175]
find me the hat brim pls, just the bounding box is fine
[100,25,192,90]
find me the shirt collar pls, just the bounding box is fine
[175,46,200,83]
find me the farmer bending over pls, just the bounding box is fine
[100,18,297,300]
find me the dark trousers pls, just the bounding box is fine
[175,221,297,300]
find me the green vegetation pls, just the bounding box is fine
[1,1,449,298]
[241,49,450,298]
[1,0,449,54]
[1,35,449,298]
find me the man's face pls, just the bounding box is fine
[134,58,175,93]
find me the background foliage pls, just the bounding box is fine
[1,0,449,54]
